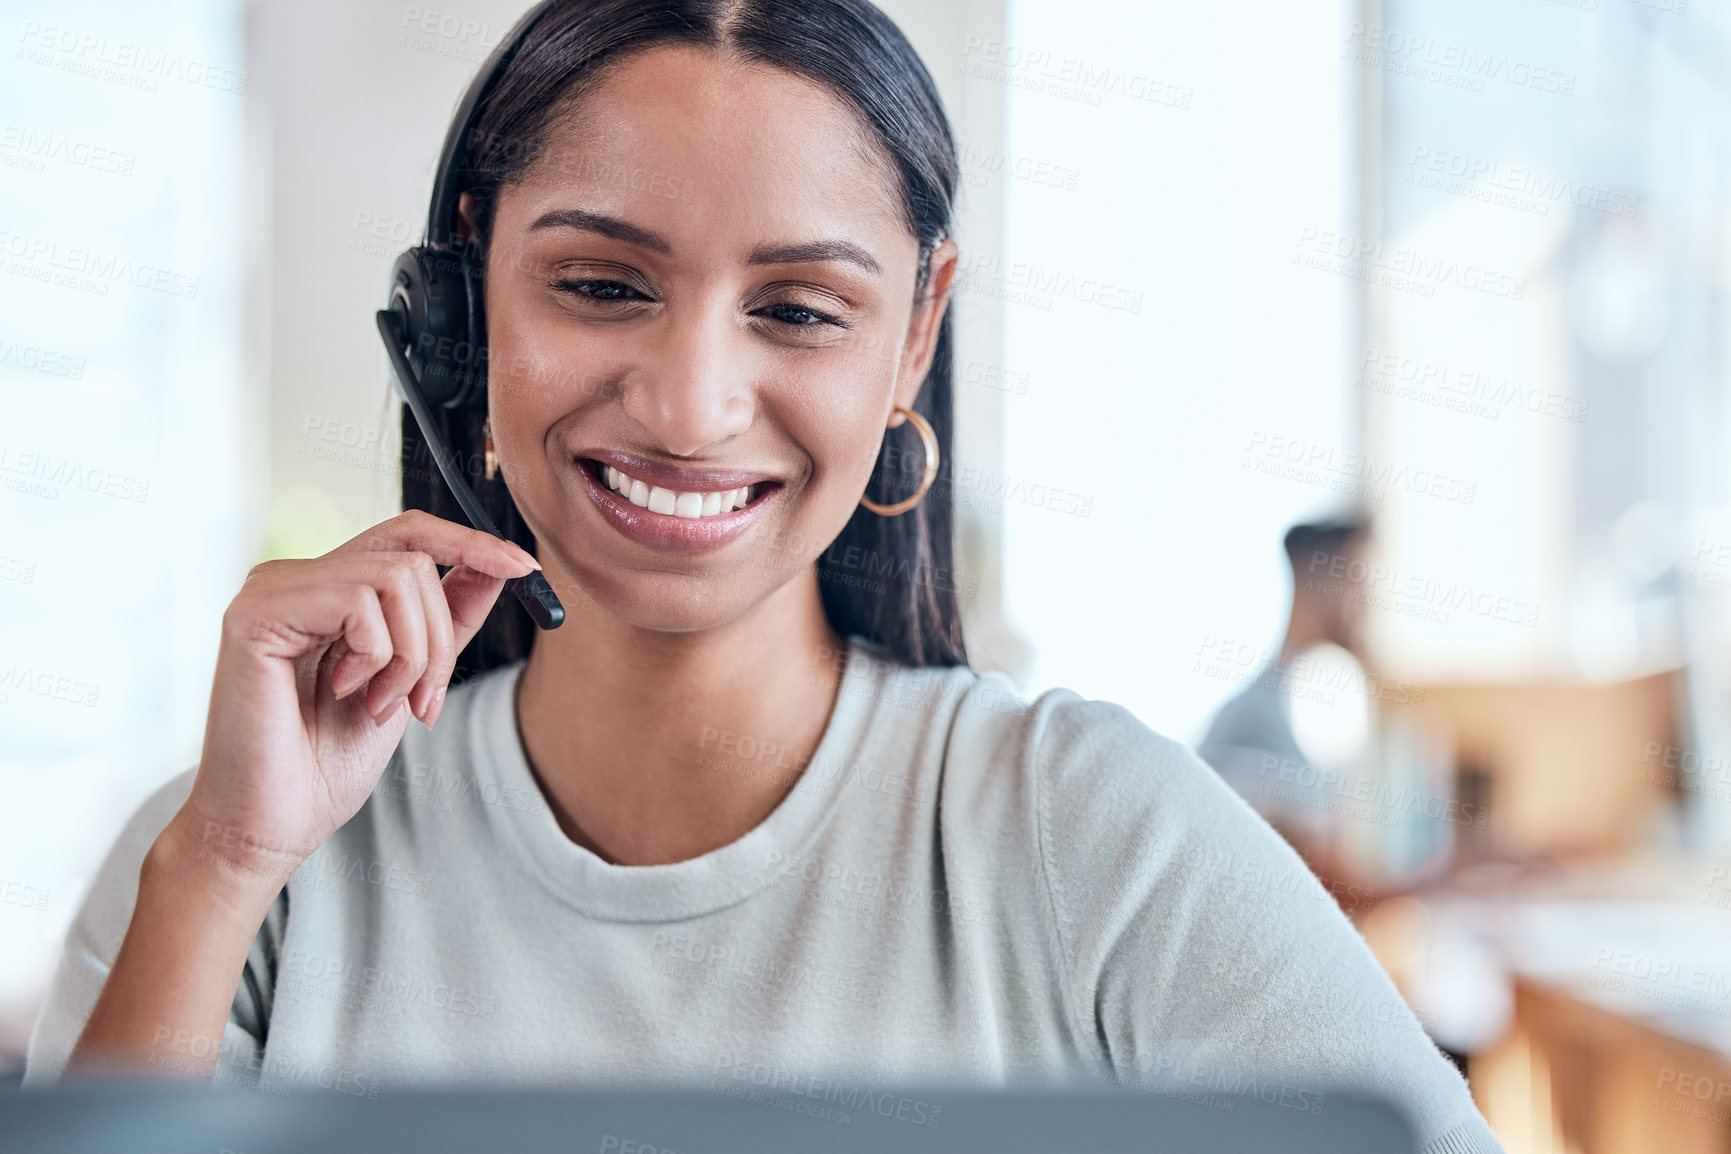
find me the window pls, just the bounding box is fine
[0,0,250,1053]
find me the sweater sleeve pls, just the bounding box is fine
[1030,693,1505,1154]
[21,767,283,1089]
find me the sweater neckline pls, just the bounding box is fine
[467,633,886,922]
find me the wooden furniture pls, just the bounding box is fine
[1409,673,1681,860]
[1474,977,1731,1154]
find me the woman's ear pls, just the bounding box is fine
[456,190,480,245]
[891,236,960,412]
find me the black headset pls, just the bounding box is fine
[376,0,565,630]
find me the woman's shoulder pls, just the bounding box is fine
[854,638,1262,857]
[880,649,1339,982]
[845,643,1498,1154]
[24,765,198,1084]
[917,653,1235,818]
[927,656,1330,924]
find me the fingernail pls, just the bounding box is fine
[331,655,361,699]
[373,697,406,726]
[426,685,447,729]
[512,545,541,571]
[409,680,434,720]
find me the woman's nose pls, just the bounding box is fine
[619,299,755,457]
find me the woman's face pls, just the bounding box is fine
[474,43,956,633]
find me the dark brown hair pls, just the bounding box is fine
[399,0,968,683]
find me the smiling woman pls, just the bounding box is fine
[23,3,1502,1152]
[409,0,967,679]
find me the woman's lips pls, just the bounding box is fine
[573,455,779,553]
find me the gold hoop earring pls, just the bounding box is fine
[859,406,939,517]
[482,418,499,482]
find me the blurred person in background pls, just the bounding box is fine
[1197,515,1489,1073]
[1197,516,1379,897]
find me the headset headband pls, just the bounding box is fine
[425,0,562,249]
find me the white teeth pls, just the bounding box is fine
[599,463,762,518]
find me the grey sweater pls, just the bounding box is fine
[25,634,1503,1153]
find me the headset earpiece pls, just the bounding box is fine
[387,246,482,411]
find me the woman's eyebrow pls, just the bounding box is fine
[524,209,881,276]
[748,240,881,276]
[527,208,672,253]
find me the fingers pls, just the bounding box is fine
[231,578,393,686]
[331,508,539,582]
[398,554,520,728]
[240,510,541,729]
[441,564,509,650]
[409,558,459,727]
[324,549,475,726]
[330,553,492,728]
[354,553,433,724]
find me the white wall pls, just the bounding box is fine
[995,0,1358,743]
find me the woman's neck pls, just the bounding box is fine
[513,565,846,866]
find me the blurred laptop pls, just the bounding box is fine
[0,1078,1414,1153]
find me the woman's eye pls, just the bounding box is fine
[761,302,842,327]
[551,279,644,302]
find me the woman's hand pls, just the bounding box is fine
[169,508,540,896]
[65,510,538,1079]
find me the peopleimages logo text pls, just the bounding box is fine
[1293,229,1524,300]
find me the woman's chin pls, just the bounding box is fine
[548,562,808,638]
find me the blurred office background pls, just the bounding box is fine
[4,0,1731,1149]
